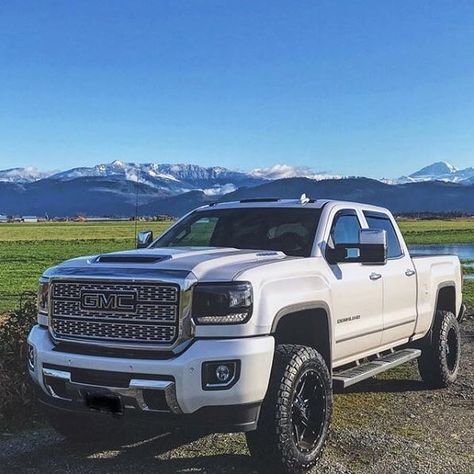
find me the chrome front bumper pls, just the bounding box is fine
[42,366,182,414]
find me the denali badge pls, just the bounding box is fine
[80,290,137,313]
[336,315,361,324]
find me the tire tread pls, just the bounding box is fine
[418,310,460,388]
[247,344,332,473]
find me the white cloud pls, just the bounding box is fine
[202,183,237,196]
[250,164,340,181]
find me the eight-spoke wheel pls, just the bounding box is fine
[291,369,327,453]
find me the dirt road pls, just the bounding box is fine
[1,320,473,473]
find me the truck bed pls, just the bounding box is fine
[410,254,462,339]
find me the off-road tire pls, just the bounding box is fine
[418,310,461,388]
[246,344,332,474]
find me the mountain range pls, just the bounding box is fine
[0,160,473,217]
[2,160,474,186]
[0,166,54,184]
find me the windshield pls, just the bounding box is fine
[152,208,321,257]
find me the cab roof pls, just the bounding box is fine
[197,197,389,214]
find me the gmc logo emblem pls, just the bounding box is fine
[80,290,137,313]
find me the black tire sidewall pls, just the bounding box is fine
[281,355,332,468]
[437,311,461,382]
[418,310,461,387]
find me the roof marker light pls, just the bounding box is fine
[300,193,311,204]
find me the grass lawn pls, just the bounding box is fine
[0,221,170,312]
[464,280,474,312]
[398,218,474,245]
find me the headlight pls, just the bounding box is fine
[192,282,253,325]
[37,278,49,326]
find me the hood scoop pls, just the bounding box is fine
[93,254,171,264]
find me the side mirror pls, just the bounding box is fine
[359,229,387,265]
[326,244,361,264]
[137,230,154,249]
[326,229,387,265]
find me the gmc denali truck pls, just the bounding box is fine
[28,197,465,473]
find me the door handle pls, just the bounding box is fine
[369,272,382,281]
[405,269,416,277]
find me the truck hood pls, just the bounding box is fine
[44,247,291,281]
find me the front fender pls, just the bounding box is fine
[194,258,333,340]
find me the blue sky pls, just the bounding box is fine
[1,0,473,178]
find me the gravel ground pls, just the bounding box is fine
[1,320,472,474]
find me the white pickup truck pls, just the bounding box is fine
[27,197,465,473]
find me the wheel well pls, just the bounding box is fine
[273,308,331,369]
[436,286,456,314]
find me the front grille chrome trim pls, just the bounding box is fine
[51,318,177,344]
[47,274,196,352]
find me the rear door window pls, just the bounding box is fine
[363,212,403,258]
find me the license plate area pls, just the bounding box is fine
[85,392,123,415]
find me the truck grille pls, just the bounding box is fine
[50,280,180,345]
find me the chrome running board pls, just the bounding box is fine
[333,348,421,389]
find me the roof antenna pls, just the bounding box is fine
[300,193,310,204]
[134,168,140,248]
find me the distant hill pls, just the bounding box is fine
[0,178,163,216]
[1,175,473,217]
[220,178,474,214]
[0,167,54,183]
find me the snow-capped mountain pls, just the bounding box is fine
[411,161,458,177]
[397,161,474,184]
[47,160,265,195]
[0,167,53,183]
[49,161,185,193]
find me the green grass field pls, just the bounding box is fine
[398,219,474,244]
[0,221,170,311]
[465,281,474,311]
[0,219,473,312]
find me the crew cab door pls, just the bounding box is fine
[362,211,417,345]
[324,209,384,364]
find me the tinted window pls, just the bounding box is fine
[168,216,218,247]
[330,213,361,245]
[364,212,403,258]
[153,208,321,257]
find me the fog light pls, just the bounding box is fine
[27,344,35,371]
[216,365,231,383]
[202,360,240,390]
